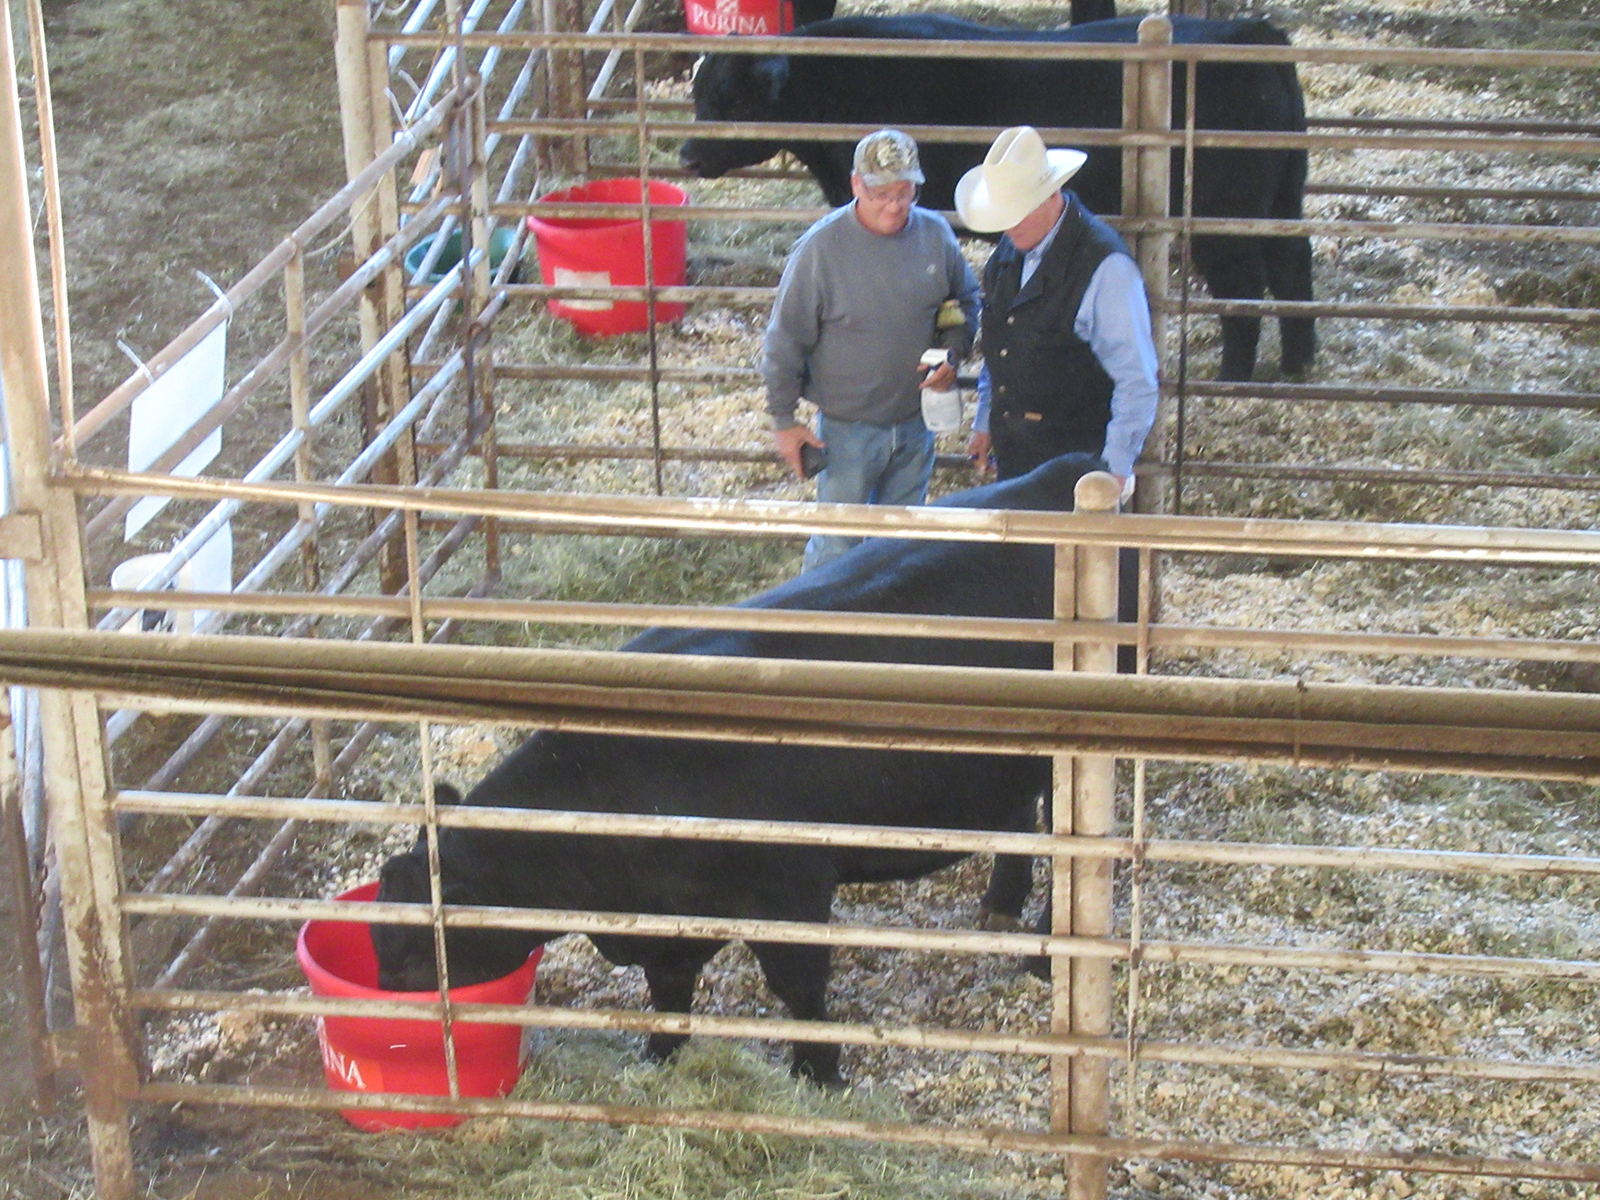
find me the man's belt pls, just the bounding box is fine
[997,409,1051,423]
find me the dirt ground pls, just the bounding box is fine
[5,0,1600,1196]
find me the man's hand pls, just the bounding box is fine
[967,430,994,475]
[774,424,825,479]
[920,361,957,392]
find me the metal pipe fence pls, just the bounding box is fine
[2,2,1599,1197]
[451,18,1600,505]
[412,18,1600,506]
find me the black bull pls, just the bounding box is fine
[687,0,1118,32]
[373,454,1107,1086]
[680,14,1314,382]
[782,0,1118,26]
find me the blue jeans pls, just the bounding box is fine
[803,412,935,573]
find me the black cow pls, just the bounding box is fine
[373,454,1104,1086]
[681,14,1313,381]
[688,0,1116,30]
[813,0,1119,25]
[787,0,838,28]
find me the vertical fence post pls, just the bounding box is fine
[1049,542,1076,1140]
[465,72,502,577]
[542,0,589,177]
[367,29,417,495]
[0,5,138,1195]
[1128,14,1172,521]
[1058,472,1121,1200]
[627,0,664,495]
[467,77,493,326]
[335,0,408,591]
[335,0,382,376]
[1134,16,1172,395]
[1,692,54,1111]
[1120,26,1141,250]
[284,252,333,793]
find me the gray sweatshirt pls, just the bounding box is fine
[762,203,980,428]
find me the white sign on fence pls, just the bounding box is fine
[125,321,226,539]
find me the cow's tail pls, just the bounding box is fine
[1228,19,1316,369]
[1274,65,1308,224]
[1220,19,1306,218]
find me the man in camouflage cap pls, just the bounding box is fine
[854,127,924,191]
[763,129,980,571]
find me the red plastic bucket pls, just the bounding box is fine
[526,179,688,336]
[296,882,542,1131]
[685,0,795,35]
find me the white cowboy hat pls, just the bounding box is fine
[954,126,1088,233]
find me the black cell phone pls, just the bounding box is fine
[800,442,828,479]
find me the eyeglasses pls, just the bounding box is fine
[860,182,919,208]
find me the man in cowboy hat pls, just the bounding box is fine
[764,128,980,572]
[956,126,1158,498]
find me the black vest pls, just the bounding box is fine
[981,193,1132,453]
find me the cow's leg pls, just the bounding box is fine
[979,853,1033,932]
[981,764,1055,932]
[1025,901,1052,981]
[1264,234,1316,377]
[1192,234,1268,382]
[1027,786,1056,981]
[1116,544,1140,674]
[749,940,841,1086]
[635,939,723,1062]
[790,143,855,208]
[1069,0,1116,22]
[1264,145,1316,378]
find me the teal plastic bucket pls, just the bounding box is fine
[405,226,519,284]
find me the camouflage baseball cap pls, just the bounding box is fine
[853,129,925,188]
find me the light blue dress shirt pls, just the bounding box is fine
[973,204,1159,480]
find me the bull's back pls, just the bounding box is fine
[790,14,1296,128]
[794,13,1285,46]
[621,541,1054,670]
[790,19,1124,130]
[621,456,1097,668]
[778,14,1299,212]
[459,731,1047,904]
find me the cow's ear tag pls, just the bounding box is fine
[753,55,789,103]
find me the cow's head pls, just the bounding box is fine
[679,51,792,178]
[369,785,543,992]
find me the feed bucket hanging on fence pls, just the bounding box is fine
[526,179,688,336]
[684,0,796,35]
[296,882,542,1131]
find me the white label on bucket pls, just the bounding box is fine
[554,267,614,312]
[316,1017,382,1092]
